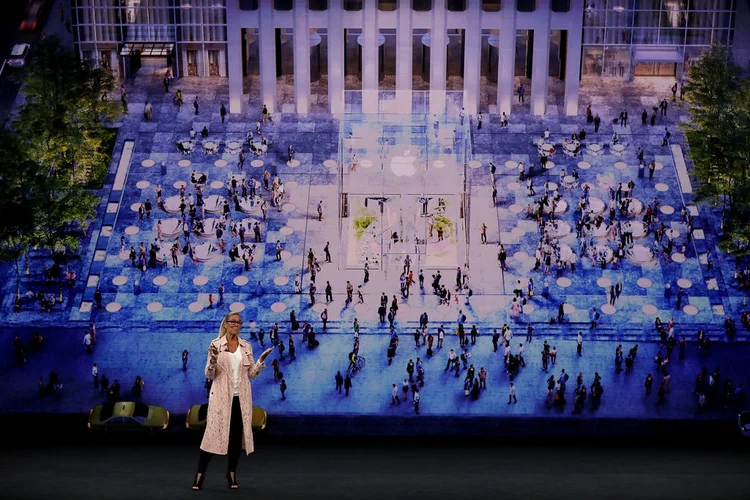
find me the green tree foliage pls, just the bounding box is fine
[681,44,750,254]
[0,131,35,296]
[0,37,121,275]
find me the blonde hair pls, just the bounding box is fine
[218,312,242,339]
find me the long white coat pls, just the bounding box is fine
[200,336,265,455]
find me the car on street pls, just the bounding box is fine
[88,401,170,431]
[186,403,267,431]
[20,1,45,32]
[7,43,31,67]
[739,411,750,438]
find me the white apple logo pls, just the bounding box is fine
[390,148,417,177]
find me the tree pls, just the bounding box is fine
[14,37,121,186]
[0,131,36,298]
[9,37,121,260]
[681,44,750,254]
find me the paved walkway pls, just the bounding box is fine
[1,40,748,428]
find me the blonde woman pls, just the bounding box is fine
[192,312,273,490]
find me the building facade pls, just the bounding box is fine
[70,0,739,115]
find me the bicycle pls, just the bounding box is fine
[347,355,366,377]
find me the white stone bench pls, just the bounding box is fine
[670,145,692,194]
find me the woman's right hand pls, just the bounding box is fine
[209,344,219,364]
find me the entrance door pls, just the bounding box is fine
[186,50,198,76]
[208,50,220,76]
[634,62,676,77]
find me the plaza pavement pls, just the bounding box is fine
[1,25,748,432]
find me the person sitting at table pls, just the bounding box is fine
[571,168,579,180]
[537,136,545,147]
[65,271,77,283]
[611,132,619,145]
[189,128,196,139]
[261,136,268,147]
[201,126,209,138]
[572,133,579,141]
[177,140,188,154]
[579,128,586,141]
[250,141,259,155]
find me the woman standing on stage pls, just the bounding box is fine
[192,312,273,490]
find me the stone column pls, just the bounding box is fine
[497,1,516,116]
[395,0,413,114]
[258,1,277,113]
[429,0,448,116]
[328,0,345,114]
[225,3,243,112]
[563,0,584,116]
[530,0,551,116]
[293,0,311,114]
[361,1,379,113]
[462,0,482,116]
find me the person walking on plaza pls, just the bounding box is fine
[590,307,600,329]
[477,112,483,130]
[577,331,583,356]
[190,312,273,491]
[593,114,601,133]
[92,363,99,388]
[193,96,199,115]
[335,371,344,393]
[182,349,189,371]
[220,104,227,123]
[321,308,328,331]
[508,383,517,404]
[662,127,671,147]
[517,84,525,103]
[391,383,400,405]
[413,389,420,414]
[317,201,324,221]
[279,379,287,400]
[344,374,352,396]
[83,330,93,354]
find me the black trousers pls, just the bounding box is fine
[198,396,243,474]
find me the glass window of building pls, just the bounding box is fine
[517,0,535,12]
[412,0,432,11]
[379,0,398,10]
[239,0,259,10]
[551,0,570,12]
[275,0,293,10]
[343,0,363,10]
[482,0,501,11]
[448,0,467,11]
[309,0,328,10]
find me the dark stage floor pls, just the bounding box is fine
[3,430,750,500]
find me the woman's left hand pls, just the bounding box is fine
[258,348,274,363]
